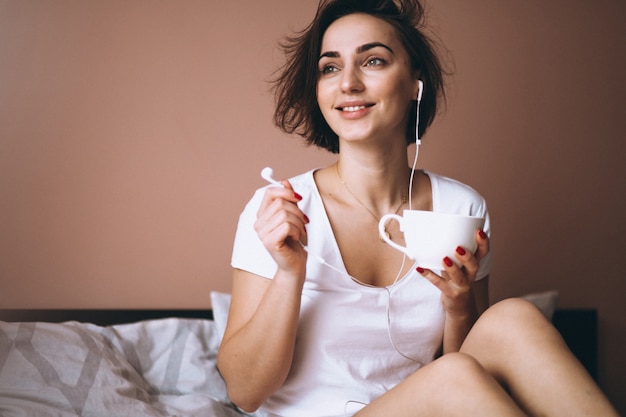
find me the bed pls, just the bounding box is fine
[0,291,597,416]
[0,292,255,417]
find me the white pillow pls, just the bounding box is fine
[210,291,232,341]
[0,318,232,415]
[521,290,559,320]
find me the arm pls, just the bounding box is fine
[217,269,304,412]
[441,275,489,353]
[217,181,308,412]
[419,230,491,354]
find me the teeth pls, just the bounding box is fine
[342,105,367,112]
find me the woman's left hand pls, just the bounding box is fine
[417,230,490,317]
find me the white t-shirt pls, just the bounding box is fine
[231,169,491,417]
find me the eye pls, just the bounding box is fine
[320,64,339,75]
[365,57,386,67]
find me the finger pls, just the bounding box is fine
[261,219,308,273]
[416,267,450,292]
[453,246,479,282]
[266,219,306,251]
[257,180,307,228]
[256,218,306,262]
[259,194,305,223]
[440,256,470,287]
[256,200,307,243]
[277,179,304,204]
[258,183,302,214]
[474,229,490,261]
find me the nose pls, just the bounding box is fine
[340,64,364,93]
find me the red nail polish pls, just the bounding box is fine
[294,192,303,201]
[303,214,310,224]
[479,230,487,240]
[416,267,425,274]
[455,246,466,256]
[443,257,454,267]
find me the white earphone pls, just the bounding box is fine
[415,79,424,146]
[417,79,424,102]
[261,167,281,186]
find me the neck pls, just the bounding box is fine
[336,155,410,217]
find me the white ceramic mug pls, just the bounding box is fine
[379,210,485,270]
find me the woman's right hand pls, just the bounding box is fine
[254,180,309,275]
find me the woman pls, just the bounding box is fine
[217,0,618,416]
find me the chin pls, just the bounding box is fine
[334,126,376,142]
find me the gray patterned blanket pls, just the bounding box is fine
[0,317,253,416]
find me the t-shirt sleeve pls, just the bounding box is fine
[431,173,492,281]
[231,187,278,279]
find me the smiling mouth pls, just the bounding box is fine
[338,104,374,112]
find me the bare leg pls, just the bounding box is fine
[356,352,528,417]
[461,298,619,417]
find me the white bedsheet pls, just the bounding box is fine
[0,318,258,417]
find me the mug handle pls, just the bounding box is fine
[378,213,411,257]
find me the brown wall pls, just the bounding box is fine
[1,0,624,411]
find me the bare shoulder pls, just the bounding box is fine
[312,165,341,194]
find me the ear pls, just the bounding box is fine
[411,72,423,100]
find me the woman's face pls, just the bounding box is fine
[316,13,420,146]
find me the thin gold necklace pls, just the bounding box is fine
[336,163,406,241]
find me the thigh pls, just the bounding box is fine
[460,297,560,383]
[459,298,618,417]
[355,353,526,417]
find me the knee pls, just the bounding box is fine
[489,297,547,318]
[421,352,490,387]
[470,297,558,347]
[481,298,549,330]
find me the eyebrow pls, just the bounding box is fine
[319,42,394,61]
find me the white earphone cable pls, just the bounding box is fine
[408,82,422,210]
[262,81,427,395]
